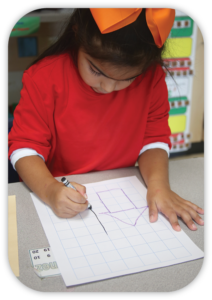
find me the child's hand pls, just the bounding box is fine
[45,181,88,218]
[147,181,204,231]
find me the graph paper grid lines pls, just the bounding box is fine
[31,176,204,286]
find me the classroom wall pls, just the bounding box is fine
[189,28,204,143]
[8,9,204,146]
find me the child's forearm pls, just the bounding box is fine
[15,156,88,218]
[15,156,58,205]
[138,148,170,188]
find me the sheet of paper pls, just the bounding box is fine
[8,195,19,277]
[30,176,204,287]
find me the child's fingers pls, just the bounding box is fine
[179,203,204,226]
[71,182,88,199]
[162,209,181,231]
[56,210,79,219]
[174,193,204,214]
[147,199,158,222]
[65,198,88,213]
[65,187,87,204]
[185,201,204,215]
[176,207,199,230]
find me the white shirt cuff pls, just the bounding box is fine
[139,142,170,157]
[10,148,45,171]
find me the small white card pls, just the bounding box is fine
[29,247,61,278]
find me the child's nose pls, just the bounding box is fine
[101,79,116,93]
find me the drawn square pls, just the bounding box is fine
[69,256,89,269]
[150,221,168,231]
[102,250,121,262]
[97,241,115,252]
[98,191,112,200]
[127,235,146,246]
[155,250,176,262]
[92,232,110,243]
[163,238,182,249]
[123,226,139,237]
[57,229,74,240]
[134,244,152,256]
[74,267,94,279]
[65,247,84,258]
[115,195,131,204]
[142,232,161,243]
[170,247,191,259]
[91,263,111,276]
[61,238,79,249]
[124,257,144,269]
[81,244,99,255]
[87,224,105,235]
[140,253,160,265]
[136,224,154,234]
[148,241,168,252]
[107,260,128,272]
[118,247,137,259]
[54,222,70,231]
[77,235,95,246]
[110,189,124,197]
[156,230,175,240]
[86,253,105,265]
[108,229,125,240]
[72,227,90,237]
[102,198,118,206]
[108,204,123,213]
[112,238,131,249]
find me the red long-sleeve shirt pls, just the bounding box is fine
[8,53,171,177]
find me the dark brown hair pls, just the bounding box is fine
[31,8,166,74]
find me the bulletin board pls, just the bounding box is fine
[163,10,198,153]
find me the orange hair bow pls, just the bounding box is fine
[90,8,175,48]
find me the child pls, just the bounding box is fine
[8,8,204,231]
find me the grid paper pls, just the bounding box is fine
[31,176,204,287]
